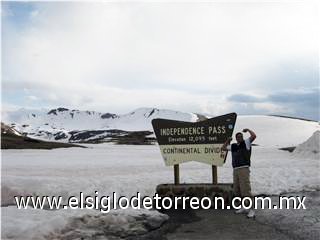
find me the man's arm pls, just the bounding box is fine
[221,137,232,151]
[243,128,256,142]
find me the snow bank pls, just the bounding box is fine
[2,207,168,240]
[2,143,319,239]
[293,131,320,159]
[2,144,319,200]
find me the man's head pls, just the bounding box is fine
[235,132,244,143]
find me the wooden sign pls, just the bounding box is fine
[152,113,237,166]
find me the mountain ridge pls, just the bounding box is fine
[2,107,319,147]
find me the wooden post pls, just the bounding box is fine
[212,165,218,184]
[174,164,180,185]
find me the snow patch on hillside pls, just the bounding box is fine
[232,115,319,148]
[293,131,320,159]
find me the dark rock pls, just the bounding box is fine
[147,108,158,118]
[47,109,57,115]
[101,113,118,119]
[57,107,69,112]
[279,147,296,152]
[54,132,69,140]
[48,108,69,115]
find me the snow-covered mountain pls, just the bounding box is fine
[3,107,197,130]
[2,107,319,147]
[2,107,198,143]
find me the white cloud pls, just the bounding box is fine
[1,1,319,117]
[26,95,39,101]
[252,102,292,114]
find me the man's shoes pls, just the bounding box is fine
[234,208,249,214]
[247,209,255,218]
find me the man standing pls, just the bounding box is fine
[221,128,256,218]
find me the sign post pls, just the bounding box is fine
[174,164,180,185]
[212,165,217,184]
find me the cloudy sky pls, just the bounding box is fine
[1,1,319,120]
